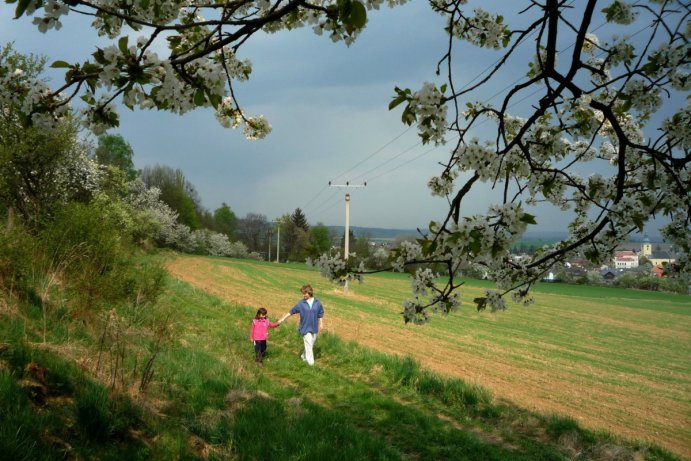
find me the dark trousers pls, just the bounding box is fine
[253,340,267,362]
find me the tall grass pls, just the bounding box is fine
[231,397,405,461]
[0,370,54,461]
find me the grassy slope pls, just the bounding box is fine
[0,253,687,460]
[166,255,691,457]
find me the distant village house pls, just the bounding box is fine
[640,238,675,268]
[609,237,676,278]
[613,250,638,269]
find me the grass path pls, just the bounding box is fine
[165,255,691,458]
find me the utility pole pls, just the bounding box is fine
[272,220,281,263]
[329,181,366,293]
[267,229,272,262]
[344,193,350,258]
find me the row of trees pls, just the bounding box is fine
[0,42,342,266]
[134,160,344,261]
[0,42,367,272]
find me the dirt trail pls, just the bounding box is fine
[166,257,690,457]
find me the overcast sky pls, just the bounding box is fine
[0,1,673,237]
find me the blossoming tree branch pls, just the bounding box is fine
[2,0,689,322]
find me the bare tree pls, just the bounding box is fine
[237,213,269,254]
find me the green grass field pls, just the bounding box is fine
[0,253,688,460]
[167,255,691,457]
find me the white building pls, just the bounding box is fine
[613,250,639,269]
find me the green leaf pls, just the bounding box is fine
[86,78,98,94]
[348,0,367,29]
[123,85,135,110]
[92,49,107,65]
[13,0,32,18]
[118,36,129,55]
[542,178,555,197]
[80,93,95,105]
[520,213,537,225]
[632,215,644,232]
[50,60,71,69]
[82,62,101,75]
[388,95,407,110]
[401,106,415,125]
[208,93,223,109]
[166,35,182,48]
[338,0,367,32]
[640,61,659,77]
[193,89,206,106]
[338,0,352,19]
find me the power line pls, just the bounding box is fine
[298,129,411,214]
[306,1,651,217]
[301,182,329,210]
[331,127,412,182]
[350,140,422,182]
[367,144,441,182]
[306,188,343,219]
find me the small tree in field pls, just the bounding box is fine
[2,0,688,322]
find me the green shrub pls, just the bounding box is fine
[36,201,166,312]
[415,371,491,409]
[545,413,579,437]
[440,376,491,408]
[119,258,167,311]
[39,201,130,306]
[0,225,38,298]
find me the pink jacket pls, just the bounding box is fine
[250,318,279,341]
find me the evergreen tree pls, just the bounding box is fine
[291,208,309,231]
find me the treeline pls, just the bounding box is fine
[0,45,368,280]
[135,160,351,262]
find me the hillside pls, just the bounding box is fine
[166,255,690,458]
[1,254,687,460]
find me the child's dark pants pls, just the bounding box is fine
[254,340,267,363]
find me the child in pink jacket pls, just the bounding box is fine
[250,307,280,364]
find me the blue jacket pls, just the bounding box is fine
[289,297,324,335]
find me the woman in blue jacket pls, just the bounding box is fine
[278,284,324,366]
